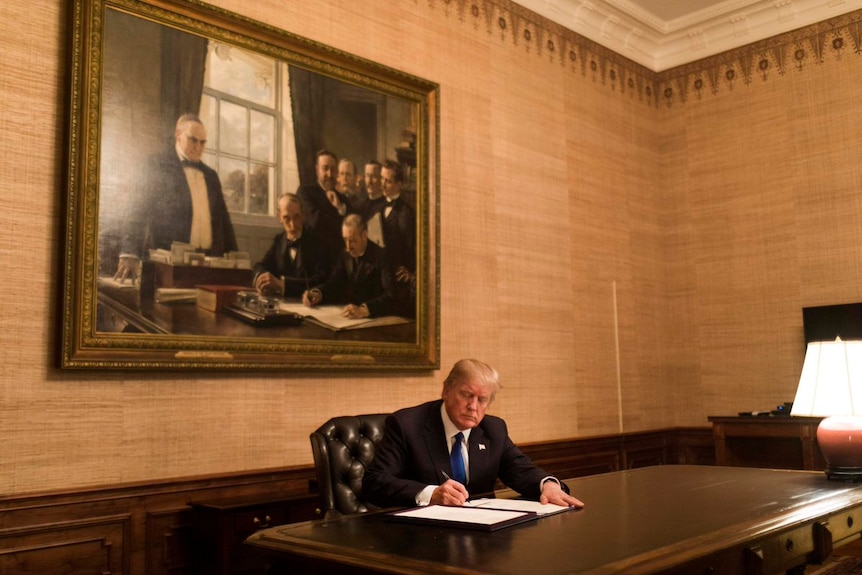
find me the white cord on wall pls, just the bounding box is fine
[613,280,623,434]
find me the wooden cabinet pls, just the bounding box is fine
[708,415,826,470]
[189,495,317,575]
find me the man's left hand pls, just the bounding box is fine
[254,272,283,296]
[540,481,584,508]
[342,304,370,319]
[394,266,415,284]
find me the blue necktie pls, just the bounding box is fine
[450,432,466,484]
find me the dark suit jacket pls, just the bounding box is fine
[367,196,416,317]
[367,196,416,272]
[361,399,564,508]
[252,229,331,298]
[122,149,237,257]
[315,241,394,317]
[296,183,354,264]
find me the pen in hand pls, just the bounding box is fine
[441,470,465,487]
[437,470,470,505]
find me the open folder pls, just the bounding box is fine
[388,499,574,532]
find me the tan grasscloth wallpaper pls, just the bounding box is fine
[3,0,862,496]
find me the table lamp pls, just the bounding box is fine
[790,338,862,481]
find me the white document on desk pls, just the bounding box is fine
[278,302,410,331]
[465,498,572,516]
[392,505,527,526]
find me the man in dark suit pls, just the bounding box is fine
[114,113,237,282]
[367,160,416,317]
[296,149,354,266]
[302,214,394,319]
[252,193,330,298]
[362,359,585,509]
[337,158,368,215]
[363,160,384,205]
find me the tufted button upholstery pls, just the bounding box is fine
[310,414,390,520]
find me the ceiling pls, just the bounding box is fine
[516,0,862,72]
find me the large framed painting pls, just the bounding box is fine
[61,0,440,370]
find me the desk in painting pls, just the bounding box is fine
[245,465,862,575]
[95,262,414,342]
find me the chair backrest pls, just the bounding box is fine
[309,413,390,520]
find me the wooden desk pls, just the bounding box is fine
[708,416,826,470]
[245,465,862,575]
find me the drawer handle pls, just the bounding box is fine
[253,515,272,529]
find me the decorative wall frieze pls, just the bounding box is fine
[422,0,862,108]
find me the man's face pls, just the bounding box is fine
[176,121,207,162]
[316,155,337,191]
[364,164,382,197]
[337,161,356,193]
[442,377,493,430]
[278,199,303,240]
[342,225,368,258]
[381,167,401,199]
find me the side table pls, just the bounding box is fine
[708,415,826,471]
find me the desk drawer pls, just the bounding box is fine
[234,507,289,541]
[825,505,862,545]
[745,523,813,574]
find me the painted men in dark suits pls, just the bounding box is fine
[302,214,394,319]
[252,193,330,298]
[362,359,584,509]
[114,113,237,282]
[296,149,354,266]
[367,160,416,317]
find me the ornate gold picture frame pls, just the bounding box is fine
[61,0,439,370]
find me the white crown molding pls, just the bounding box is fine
[517,0,862,71]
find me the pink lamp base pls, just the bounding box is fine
[817,416,862,481]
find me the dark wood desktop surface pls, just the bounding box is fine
[245,465,862,575]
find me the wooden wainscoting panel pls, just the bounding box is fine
[0,514,129,575]
[519,427,715,479]
[671,427,717,466]
[623,430,670,469]
[0,466,317,575]
[519,435,622,479]
[146,508,195,575]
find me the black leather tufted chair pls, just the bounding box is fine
[309,414,390,520]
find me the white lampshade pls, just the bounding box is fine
[790,339,862,417]
[790,338,862,480]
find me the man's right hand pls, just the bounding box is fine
[326,190,347,215]
[114,254,140,283]
[430,480,469,506]
[302,289,322,307]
